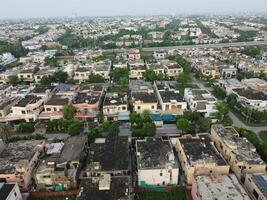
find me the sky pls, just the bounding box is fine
[0,0,266,19]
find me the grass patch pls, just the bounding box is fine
[135,186,186,200]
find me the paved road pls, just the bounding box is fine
[228,111,267,134]
[103,40,267,53]
[192,77,213,92]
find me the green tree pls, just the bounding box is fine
[216,102,229,122]
[141,110,153,123]
[175,54,191,73]
[8,75,20,86]
[68,122,82,136]
[53,71,69,83]
[63,105,76,120]
[44,56,59,67]
[86,74,105,84]
[213,85,226,100]
[176,72,191,87]
[33,66,40,74]
[227,94,238,108]
[40,76,52,85]
[0,123,11,142]
[176,118,190,134]
[143,69,158,82]
[198,117,212,132]
[118,77,129,86]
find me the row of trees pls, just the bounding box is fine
[130,111,156,138]
[175,54,192,92]
[227,94,267,123]
[237,128,267,162]
[176,111,212,134]
[143,69,166,82]
[0,41,28,58]
[112,68,129,86]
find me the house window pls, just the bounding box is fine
[253,189,259,199]
[46,108,51,111]
[21,111,26,114]
[137,106,141,110]
[151,105,155,109]
[160,172,163,176]
[122,106,126,110]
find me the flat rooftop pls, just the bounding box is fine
[212,124,265,165]
[179,134,227,166]
[31,85,55,94]
[88,136,129,172]
[233,88,267,101]
[80,84,104,93]
[49,135,87,163]
[45,96,69,106]
[159,91,184,103]
[195,175,250,200]
[0,140,43,174]
[136,138,178,169]
[104,93,127,106]
[129,80,154,93]
[74,92,101,104]
[132,92,158,103]
[14,95,41,107]
[77,176,130,200]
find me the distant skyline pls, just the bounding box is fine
[0,0,267,19]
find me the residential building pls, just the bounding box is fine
[77,176,130,200]
[39,96,70,120]
[232,88,267,110]
[191,175,250,200]
[128,49,141,60]
[35,136,87,191]
[7,95,44,122]
[219,65,237,79]
[93,60,111,80]
[132,92,158,113]
[17,69,34,82]
[146,63,165,75]
[155,81,187,115]
[244,174,267,200]
[153,50,167,60]
[172,133,229,184]
[0,182,22,200]
[164,64,183,79]
[103,92,128,121]
[74,67,92,83]
[129,65,146,79]
[218,78,244,95]
[136,138,179,186]
[73,84,105,124]
[184,88,217,118]
[30,85,56,103]
[211,125,266,181]
[0,97,19,122]
[85,136,129,177]
[0,140,45,191]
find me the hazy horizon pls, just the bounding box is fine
[0,0,267,19]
